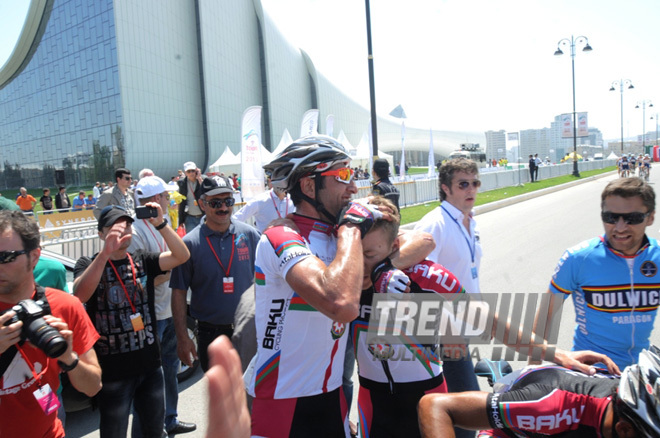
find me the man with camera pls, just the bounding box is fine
[73,204,190,437]
[0,210,102,438]
[128,176,197,436]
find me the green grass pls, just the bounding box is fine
[406,167,431,175]
[400,166,616,225]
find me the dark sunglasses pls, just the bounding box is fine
[204,198,235,208]
[601,211,650,225]
[123,176,132,181]
[0,250,29,265]
[456,180,481,190]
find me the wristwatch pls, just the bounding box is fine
[155,219,168,230]
[58,352,79,372]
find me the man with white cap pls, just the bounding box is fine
[129,176,196,436]
[177,162,207,232]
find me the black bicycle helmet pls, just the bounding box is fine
[264,135,351,192]
[617,345,660,437]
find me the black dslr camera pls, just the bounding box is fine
[3,299,68,358]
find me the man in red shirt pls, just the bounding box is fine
[0,211,102,437]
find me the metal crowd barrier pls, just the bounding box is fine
[37,159,615,260]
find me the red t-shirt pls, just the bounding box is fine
[0,288,99,438]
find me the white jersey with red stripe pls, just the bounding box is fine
[247,214,348,400]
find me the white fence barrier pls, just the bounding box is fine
[38,159,616,259]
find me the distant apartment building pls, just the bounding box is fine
[484,130,506,162]
[520,128,551,161]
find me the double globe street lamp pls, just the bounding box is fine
[555,35,592,177]
[610,79,635,154]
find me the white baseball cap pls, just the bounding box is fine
[135,176,173,199]
[183,161,197,172]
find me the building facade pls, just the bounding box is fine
[0,0,483,190]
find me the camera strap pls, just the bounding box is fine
[0,286,50,377]
[0,346,17,377]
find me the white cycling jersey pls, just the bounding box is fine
[247,215,348,400]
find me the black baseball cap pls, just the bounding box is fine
[201,176,234,196]
[97,205,134,231]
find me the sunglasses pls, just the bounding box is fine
[455,180,481,190]
[204,198,235,208]
[320,167,354,184]
[0,250,28,265]
[601,211,650,225]
[123,176,132,181]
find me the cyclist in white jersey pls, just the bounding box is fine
[248,136,392,437]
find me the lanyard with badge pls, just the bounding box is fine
[143,219,165,252]
[270,191,288,218]
[108,254,145,331]
[188,181,198,207]
[206,235,235,293]
[16,343,59,415]
[441,205,478,279]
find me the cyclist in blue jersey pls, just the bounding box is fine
[538,178,659,370]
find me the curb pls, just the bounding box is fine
[400,170,617,230]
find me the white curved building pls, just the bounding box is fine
[0,0,483,188]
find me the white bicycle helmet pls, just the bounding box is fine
[617,345,660,437]
[264,135,351,191]
[264,135,351,223]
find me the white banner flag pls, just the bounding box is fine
[241,106,265,202]
[428,129,435,177]
[300,109,319,137]
[326,114,335,138]
[577,112,589,137]
[399,121,406,180]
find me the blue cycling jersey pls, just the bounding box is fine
[549,235,660,368]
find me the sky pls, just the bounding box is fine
[1,0,659,142]
[260,0,660,142]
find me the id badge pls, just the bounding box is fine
[223,277,234,294]
[130,313,145,331]
[471,266,478,279]
[33,383,60,415]
[193,200,198,207]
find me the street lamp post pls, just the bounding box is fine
[635,100,654,155]
[555,35,592,177]
[610,79,634,154]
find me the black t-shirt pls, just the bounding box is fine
[74,250,163,381]
[40,195,53,210]
[372,178,400,212]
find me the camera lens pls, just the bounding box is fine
[24,318,68,358]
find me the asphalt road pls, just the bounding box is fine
[65,168,660,437]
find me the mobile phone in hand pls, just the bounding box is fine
[135,206,158,219]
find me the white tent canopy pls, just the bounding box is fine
[209,145,272,176]
[606,151,619,160]
[337,129,354,152]
[272,128,293,157]
[209,146,240,173]
[350,131,394,171]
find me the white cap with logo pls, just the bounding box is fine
[135,176,173,199]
